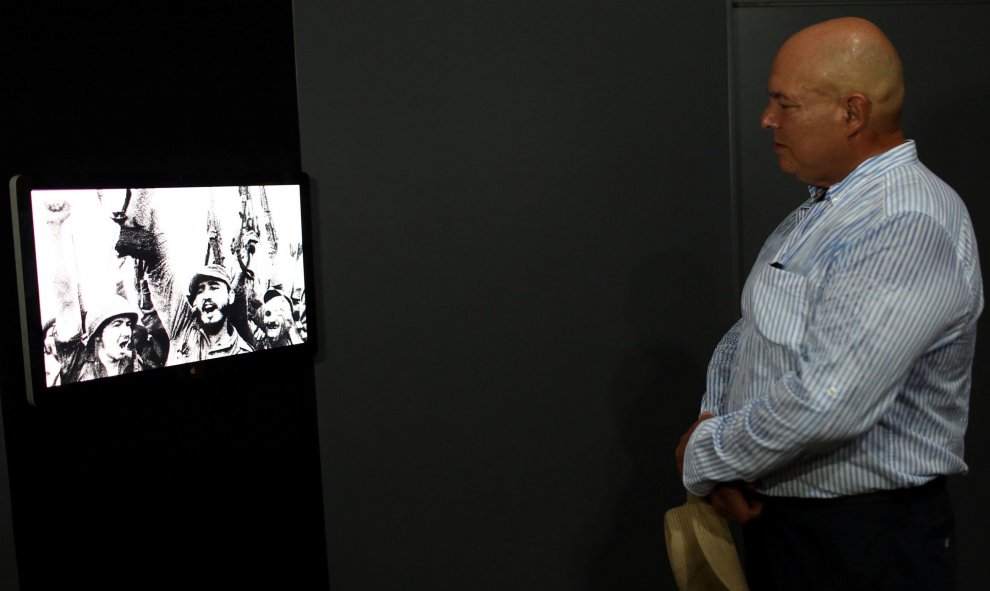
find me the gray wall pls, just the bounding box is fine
[294,1,732,589]
[296,1,990,590]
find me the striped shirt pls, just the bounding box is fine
[683,141,984,498]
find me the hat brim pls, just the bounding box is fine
[664,494,748,591]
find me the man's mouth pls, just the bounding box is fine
[201,301,218,313]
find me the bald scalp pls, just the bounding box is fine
[782,17,904,133]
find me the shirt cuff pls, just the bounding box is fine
[681,417,721,497]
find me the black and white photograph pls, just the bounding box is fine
[29,183,309,389]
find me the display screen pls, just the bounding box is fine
[10,173,315,406]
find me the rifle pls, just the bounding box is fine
[205,200,225,266]
[232,186,260,279]
[259,186,279,288]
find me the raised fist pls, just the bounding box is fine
[41,196,71,226]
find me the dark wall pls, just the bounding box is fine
[295,2,990,591]
[294,2,732,590]
[1,2,327,589]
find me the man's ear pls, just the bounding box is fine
[845,93,871,135]
[228,286,237,306]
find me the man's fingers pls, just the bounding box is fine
[746,498,764,520]
[708,485,764,524]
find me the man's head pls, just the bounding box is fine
[760,17,905,187]
[43,318,60,385]
[188,264,235,328]
[85,297,139,362]
[259,288,294,341]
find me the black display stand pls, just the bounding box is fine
[0,2,328,589]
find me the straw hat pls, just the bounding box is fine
[664,494,748,591]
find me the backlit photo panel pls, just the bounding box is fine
[12,177,312,405]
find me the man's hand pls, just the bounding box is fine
[675,412,714,476]
[41,196,71,227]
[115,225,157,261]
[707,483,764,525]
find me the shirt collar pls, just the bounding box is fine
[196,321,240,353]
[804,140,917,206]
[806,185,828,202]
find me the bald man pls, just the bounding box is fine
[675,17,982,589]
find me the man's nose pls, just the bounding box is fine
[761,104,778,129]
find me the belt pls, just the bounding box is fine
[752,476,947,508]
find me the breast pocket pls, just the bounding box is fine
[743,264,810,350]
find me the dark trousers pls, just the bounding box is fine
[743,478,956,591]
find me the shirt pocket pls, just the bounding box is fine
[744,263,810,350]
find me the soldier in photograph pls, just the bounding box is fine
[253,287,305,349]
[115,191,255,366]
[38,197,154,384]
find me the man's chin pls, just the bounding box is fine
[198,312,225,327]
[107,350,134,363]
[776,158,805,181]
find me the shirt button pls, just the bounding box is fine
[826,386,839,397]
